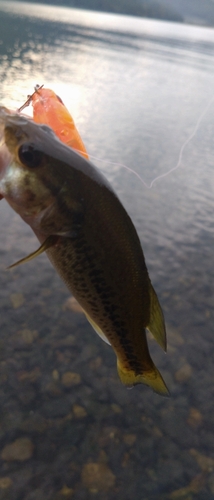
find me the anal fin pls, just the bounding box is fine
[85,312,111,346]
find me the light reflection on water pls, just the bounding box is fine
[0,2,214,499]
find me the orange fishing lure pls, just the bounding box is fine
[19,85,88,159]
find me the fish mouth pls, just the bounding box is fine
[0,106,26,195]
[0,106,57,152]
[0,107,32,195]
[0,109,13,195]
[0,107,32,146]
[0,106,30,128]
[0,107,9,146]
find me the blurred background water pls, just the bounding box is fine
[0,1,214,499]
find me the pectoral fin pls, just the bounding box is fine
[7,235,59,269]
[85,312,111,345]
[147,284,167,351]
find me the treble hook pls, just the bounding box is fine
[17,84,44,113]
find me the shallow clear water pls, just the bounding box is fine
[0,2,214,499]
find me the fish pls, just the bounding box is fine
[0,106,169,396]
[19,85,88,159]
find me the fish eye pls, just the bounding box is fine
[18,143,43,168]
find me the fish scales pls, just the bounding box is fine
[46,184,151,365]
[0,108,168,395]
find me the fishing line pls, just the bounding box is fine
[17,87,214,190]
[88,95,214,190]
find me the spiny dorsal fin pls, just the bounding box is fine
[147,284,167,351]
[7,235,58,269]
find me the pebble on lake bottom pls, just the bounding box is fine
[52,369,60,381]
[72,404,87,418]
[0,477,12,489]
[187,408,203,428]
[111,404,122,414]
[208,473,214,494]
[10,293,25,309]
[190,449,214,472]
[123,434,136,446]
[18,328,38,344]
[81,462,116,492]
[175,363,192,383]
[89,356,102,371]
[17,367,41,383]
[167,326,184,347]
[1,437,34,462]
[169,472,206,498]
[58,485,74,497]
[61,372,81,387]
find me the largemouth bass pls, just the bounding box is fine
[0,107,168,395]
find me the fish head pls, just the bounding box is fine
[0,106,65,233]
[0,106,101,238]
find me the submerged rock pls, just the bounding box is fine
[56,485,74,498]
[187,408,203,428]
[0,477,12,489]
[190,448,214,472]
[123,434,136,446]
[72,405,87,419]
[81,462,116,492]
[1,437,34,462]
[10,293,25,309]
[61,372,81,387]
[175,363,192,383]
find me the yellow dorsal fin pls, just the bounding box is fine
[84,312,111,346]
[147,284,167,351]
[7,235,58,269]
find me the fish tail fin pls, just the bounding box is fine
[147,284,167,351]
[117,359,169,397]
